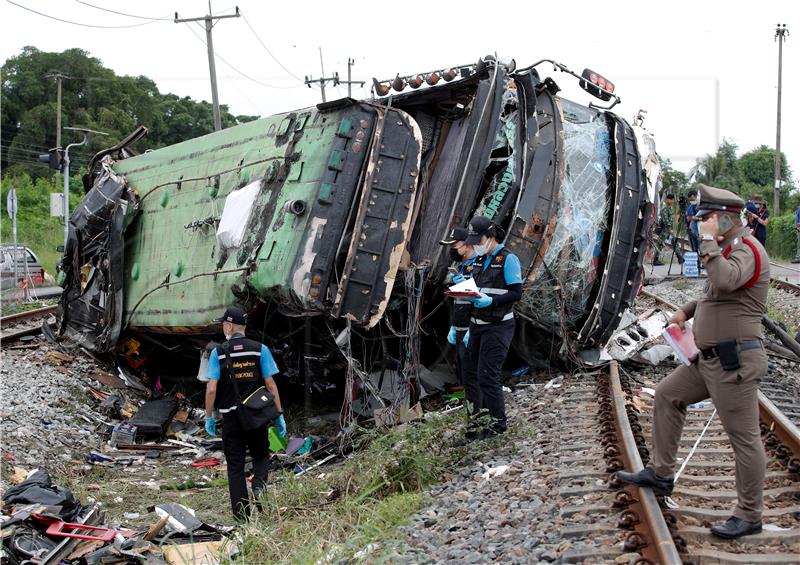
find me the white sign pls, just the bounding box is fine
[50,193,65,217]
[6,189,17,219]
[684,252,699,278]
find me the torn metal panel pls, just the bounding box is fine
[332,106,422,328]
[58,162,136,352]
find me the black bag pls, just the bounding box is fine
[222,342,280,431]
[716,339,741,371]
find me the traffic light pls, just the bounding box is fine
[38,147,63,171]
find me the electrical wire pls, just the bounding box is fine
[240,12,305,83]
[5,0,169,28]
[73,0,172,21]
[182,23,303,90]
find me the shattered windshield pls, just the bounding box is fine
[519,99,613,330]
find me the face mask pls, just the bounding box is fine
[474,244,489,256]
[449,248,462,262]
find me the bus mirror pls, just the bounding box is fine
[579,68,615,102]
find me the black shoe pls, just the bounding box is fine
[710,516,762,539]
[652,260,665,266]
[616,467,674,496]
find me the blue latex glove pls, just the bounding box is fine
[447,326,457,345]
[451,273,465,284]
[276,414,287,438]
[204,416,217,437]
[468,292,493,308]
[463,330,470,347]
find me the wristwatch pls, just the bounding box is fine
[700,234,715,241]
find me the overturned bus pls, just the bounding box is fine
[57,56,659,403]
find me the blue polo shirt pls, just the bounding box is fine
[206,334,279,381]
[481,243,523,284]
[795,207,800,225]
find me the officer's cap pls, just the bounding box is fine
[464,216,495,245]
[695,184,744,218]
[216,306,247,325]
[439,226,469,245]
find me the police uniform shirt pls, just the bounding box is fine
[207,334,279,382]
[481,243,522,284]
[680,226,769,349]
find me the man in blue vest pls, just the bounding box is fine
[463,216,523,439]
[204,306,286,520]
[440,227,480,417]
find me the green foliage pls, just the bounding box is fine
[659,157,688,196]
[1,46,259,175]
[766,213,799,261]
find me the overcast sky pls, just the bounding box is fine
[1,0,797,185]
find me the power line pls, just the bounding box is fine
[240,11,304,83]
[182,23,302,90]
[73,0,172,21]
[5,0,169,28]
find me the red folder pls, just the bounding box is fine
[661,323,699,366]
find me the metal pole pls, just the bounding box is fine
[12,201,18,290]
[347,58,353,98]
[318,47,327,103]
[774,24,788,215]
[55,76,62,150]
[62,137,88,248]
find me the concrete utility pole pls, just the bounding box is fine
[304,48,339,103]
[339,58,365,98]
[175,4,240,131]
[45,72,68,149]
[774,23,789,215]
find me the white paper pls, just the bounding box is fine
[447,277,478,294]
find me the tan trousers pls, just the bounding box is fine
[651,348,767,522]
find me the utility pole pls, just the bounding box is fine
[45,72,68,149]
[175,4,240,131]
[774,23,789,215]
[339,58,365,98]
[304,48,339,103]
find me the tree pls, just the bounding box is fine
[693,139,739,190]
[1,46,259,176]
[659,157,688,196]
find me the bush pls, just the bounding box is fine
[766,212,799,260]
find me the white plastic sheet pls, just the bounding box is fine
[216,180,261,250]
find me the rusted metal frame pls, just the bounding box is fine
[0,304,57,325]
[758,391,800,464]
[608,361,682,564]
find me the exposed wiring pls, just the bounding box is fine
[6,0,168,28]
[182,22,303,90]
[73,0,172,21]
[240,12,305,83]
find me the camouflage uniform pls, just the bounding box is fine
[653,201,675,264]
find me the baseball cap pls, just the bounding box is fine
[464,216,494,245]
[439,226,469,245]
[215,306,247,325]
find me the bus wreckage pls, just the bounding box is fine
[57,56,660,411]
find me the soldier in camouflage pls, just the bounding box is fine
[653,193,678,266]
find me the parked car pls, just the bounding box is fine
[0,244,45,290]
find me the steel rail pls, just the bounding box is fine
[0,304,57,326]
[608,361,682,564]
[758,391,800,464]
[770,276,800,296]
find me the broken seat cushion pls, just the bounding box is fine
[125,397,178,437]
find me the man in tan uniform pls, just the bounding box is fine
[618,184,769,539]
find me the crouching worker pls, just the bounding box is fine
[463,216,523,440]
[204,307,287,520]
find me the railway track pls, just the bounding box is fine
[0,304,57,345]
[770,277,800,297]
